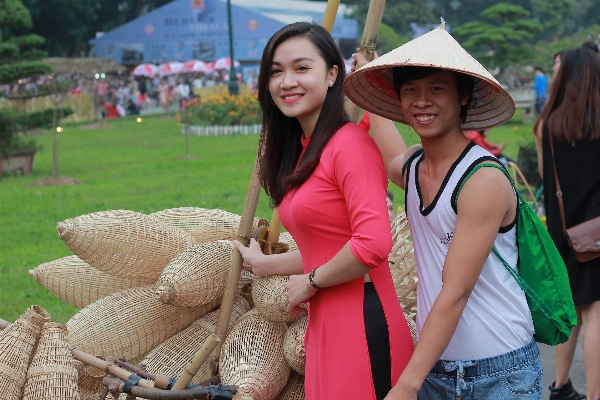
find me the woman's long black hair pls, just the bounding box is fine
[257,22,349,207]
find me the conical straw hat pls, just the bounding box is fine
[343,20,515,130]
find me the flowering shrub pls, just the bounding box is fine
[178,93,261,126]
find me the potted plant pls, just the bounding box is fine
[0,108,73,175]
[0,110,40,175]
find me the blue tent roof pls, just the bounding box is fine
[90,0,358,65]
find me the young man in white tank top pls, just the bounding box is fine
[345,22,541,399]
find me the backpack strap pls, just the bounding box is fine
[454,162,554,318]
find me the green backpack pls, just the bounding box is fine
[457,162,577,346]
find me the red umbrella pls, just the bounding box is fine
[157,61,183,77]
[182,60,209,73]
[131,63,158,77]
[212,57,241,71]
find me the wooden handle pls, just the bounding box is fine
[347,0,387,122]
[321,0,341,33]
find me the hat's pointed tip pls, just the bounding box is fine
[439,17,446,29]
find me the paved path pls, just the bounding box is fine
[539,330,586,399]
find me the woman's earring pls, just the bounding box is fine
[329,81,333,87]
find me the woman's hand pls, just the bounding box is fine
[232,238,271,276]
[384,379,419,400]
[286,274,316,317]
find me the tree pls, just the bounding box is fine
[0,0,51,84]
[344,0,437,38]
[453,2,542,69]
[376,24,410,54]
[532,0,576,40]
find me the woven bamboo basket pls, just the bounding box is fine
[220,309,290,400]
[22,323,80,400]
[389,212,417,322]
[66,286,219,361]
[73,355,105,399]
[283,314,307,375]
[237,270,255,308]
[276,372,304,400]
[30,255,155,309]
[252,275,299,324]
[150,207,268,244]
[0,305,50,400]
[56,210,196,280]
[155,240,233,307]
[141,295,250,385]
[278,232,298,252]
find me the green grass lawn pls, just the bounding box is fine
[0,112,534,324]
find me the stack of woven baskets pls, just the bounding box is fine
[1,207,417,400]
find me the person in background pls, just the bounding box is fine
[386,190,395,225]
[232,21,414,400]
[531,66,549,114]
[582,41,599,54]
[348,23,540,399]
[126,99,140,115]
[464,129,513,166]
[158,79,171,114]
[534,47,600,400]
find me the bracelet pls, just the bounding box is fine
[308,268,322,290]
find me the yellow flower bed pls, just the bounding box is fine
[178,93,261,127]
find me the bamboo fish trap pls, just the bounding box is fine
[220,309,290,400]
[155,240,234,307]
[29,255,155,309]
[282,314,308,376]
[150,207,268,244]
[66,286,219,361]
[0,305,50,400]
[276,372,304,400]
[141,295,250,385]
[252,275,300,324]
[56,210,196,280]
[22,323,80,400]
[389,212,417,322]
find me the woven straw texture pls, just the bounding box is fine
[155,240,233,307]
[343,23,515,131]
[252,275,299,324]
[150,207,268,244]
[73,355,105,398]
[57,210,196,280]
[0,305,50,400]
[389,212,417,322]
[221,309,290,400]
[283,314,307,375]
[141,295,250,385]
[30,255,155,309]
[278,232,298,252]
[22,323,80,400]
[66,286,219,361]
[238,270,255,308]
[276,372,304,400]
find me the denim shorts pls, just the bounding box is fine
[417,339,542,400]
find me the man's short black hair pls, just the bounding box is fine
[582,41,599,53]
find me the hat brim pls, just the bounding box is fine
[343,25,516,131]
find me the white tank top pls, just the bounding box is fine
[405,142,534,360]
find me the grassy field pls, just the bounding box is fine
[0,111,534,324]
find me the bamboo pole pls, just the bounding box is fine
[321,0,341,32]
[346,0,387,123]
[188,156,262,383]
[170,334,220,390]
